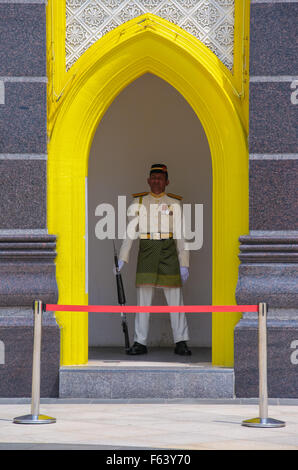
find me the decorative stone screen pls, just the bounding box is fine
[66,0,235,71]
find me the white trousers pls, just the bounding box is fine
[135,286,189,346]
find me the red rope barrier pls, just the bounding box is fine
[45,304,258,313]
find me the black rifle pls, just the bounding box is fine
[113,241,130,352]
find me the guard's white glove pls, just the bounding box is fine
[113,259,124,275]
[180,266,189,284]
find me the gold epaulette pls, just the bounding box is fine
[167,192,183,200]
[132,191,149,198]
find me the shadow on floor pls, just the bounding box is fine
[88,347,212,367]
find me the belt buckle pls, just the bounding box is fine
[152,232,161,240]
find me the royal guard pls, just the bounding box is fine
[117,164,191,356]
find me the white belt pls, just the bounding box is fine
[140,232,173,240]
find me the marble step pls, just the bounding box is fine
[59,348,234,399]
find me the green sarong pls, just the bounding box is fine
[136,239,181,288]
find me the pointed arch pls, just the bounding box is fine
[47,12,249,366]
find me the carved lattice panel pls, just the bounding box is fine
[66,0,235,71]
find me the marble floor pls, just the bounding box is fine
[0,400,297,450]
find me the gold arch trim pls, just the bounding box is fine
[47,3,250,366]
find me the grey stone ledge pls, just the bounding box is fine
[2,397,298,405]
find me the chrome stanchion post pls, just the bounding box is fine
[259,301,269,422]
[13,300,56,424]
[242,302,285,428]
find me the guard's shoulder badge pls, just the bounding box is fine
[167,192,183,201]
[132,191,149,198]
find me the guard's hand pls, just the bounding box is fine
[113,259,124,275]
[180,266,189,284]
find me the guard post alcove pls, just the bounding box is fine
[47,2,250,368]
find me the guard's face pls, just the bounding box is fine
[147,173,169,195]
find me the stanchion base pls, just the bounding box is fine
[242,417,285,428]
[13,414,56,425]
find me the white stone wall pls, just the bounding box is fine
[66,0,235,71]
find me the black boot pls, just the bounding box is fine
[127,341,148,355]
[174,341,192,356]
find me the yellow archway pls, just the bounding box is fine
[47,7,250,366]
